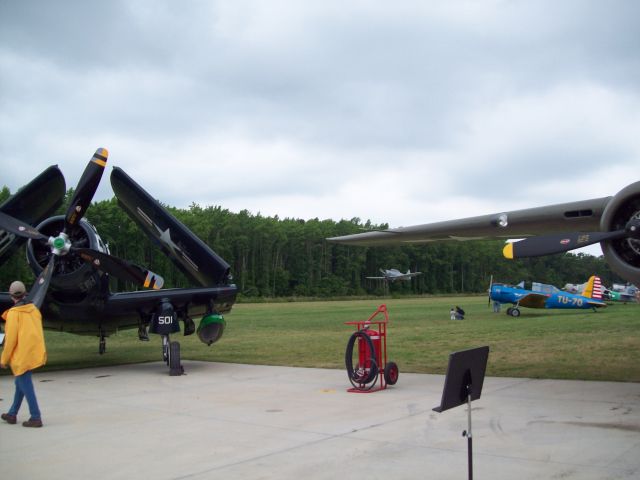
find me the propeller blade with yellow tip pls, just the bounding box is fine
[74,248,164,289]
[65,148,109,230]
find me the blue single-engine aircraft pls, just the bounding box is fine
[489,275,607,317]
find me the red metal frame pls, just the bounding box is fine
[345,304,390,393]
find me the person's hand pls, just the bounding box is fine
[0,363,7,369]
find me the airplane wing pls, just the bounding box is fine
[365,276,387,280]
[103,286,237,324]
[516,293,549,309]
[327,197,609,247]
[111,167,232,287]
[0,165,66,265]
[327,180,640,288]
[33,286,238,336]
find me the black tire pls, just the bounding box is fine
[384,361,399,385]
[169,341,182,375]
[506,307,513,316]
[510,308,521,317]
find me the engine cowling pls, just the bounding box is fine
[26,215,108,295]
[600,181,640,286]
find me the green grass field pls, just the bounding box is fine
[3,296,639,381]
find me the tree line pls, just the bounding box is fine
[0,186,619,298]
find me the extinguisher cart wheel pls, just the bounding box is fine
[384,361,399,385]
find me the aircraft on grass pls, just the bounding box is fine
[327,181,640,287]
[564,280,638,303]
[489,275,606,317]
[366,268,422,282]
[607,283,639,302]
[0,148,237,375]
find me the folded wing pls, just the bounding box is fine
[111,167,231,286]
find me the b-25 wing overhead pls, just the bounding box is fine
[328,181,640,286]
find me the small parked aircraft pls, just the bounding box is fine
[366,268,422,282]
[489,275,606,317]
[564,280,638,303]
[606,283,639,302]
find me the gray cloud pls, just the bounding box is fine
[1,0,639,241]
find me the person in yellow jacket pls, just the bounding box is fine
[1,280,47,428]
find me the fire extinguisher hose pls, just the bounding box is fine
[345,329,379,386]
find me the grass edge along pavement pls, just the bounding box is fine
[2,296,638,382]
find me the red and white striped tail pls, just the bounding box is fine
[590,276,603,299]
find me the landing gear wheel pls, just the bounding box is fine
[506,307,513,316]
[169,341,183,376]
[384,361,399,385]
[510,307,521,317]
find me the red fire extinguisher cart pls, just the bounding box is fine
[344,304,399,393]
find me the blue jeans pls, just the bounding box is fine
[8,370,41,420]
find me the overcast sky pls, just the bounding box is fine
[1,1,639,256]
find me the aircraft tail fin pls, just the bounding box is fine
[583,275,603,300]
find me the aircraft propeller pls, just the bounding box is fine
[28,256,56,309]
[488,275,493,307]
[75,249,164,289]
[63,148,108,231]
[0,148,163,308]
[503,218,640,259]
[0,211,48,241]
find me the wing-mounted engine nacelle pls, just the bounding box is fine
[26,215,108,294]
[197,313,226,346]
[600,181,640,285]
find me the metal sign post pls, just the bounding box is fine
[433,346,490,480]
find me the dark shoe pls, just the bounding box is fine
[22,418,43,428]
[1,413,17,424]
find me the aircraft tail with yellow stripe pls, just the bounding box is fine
[582,275,603,300]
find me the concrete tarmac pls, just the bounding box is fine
[1,361,639,479]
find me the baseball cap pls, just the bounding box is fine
[9,280,26,297]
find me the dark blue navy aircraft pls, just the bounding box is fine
[0,149,237,375]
